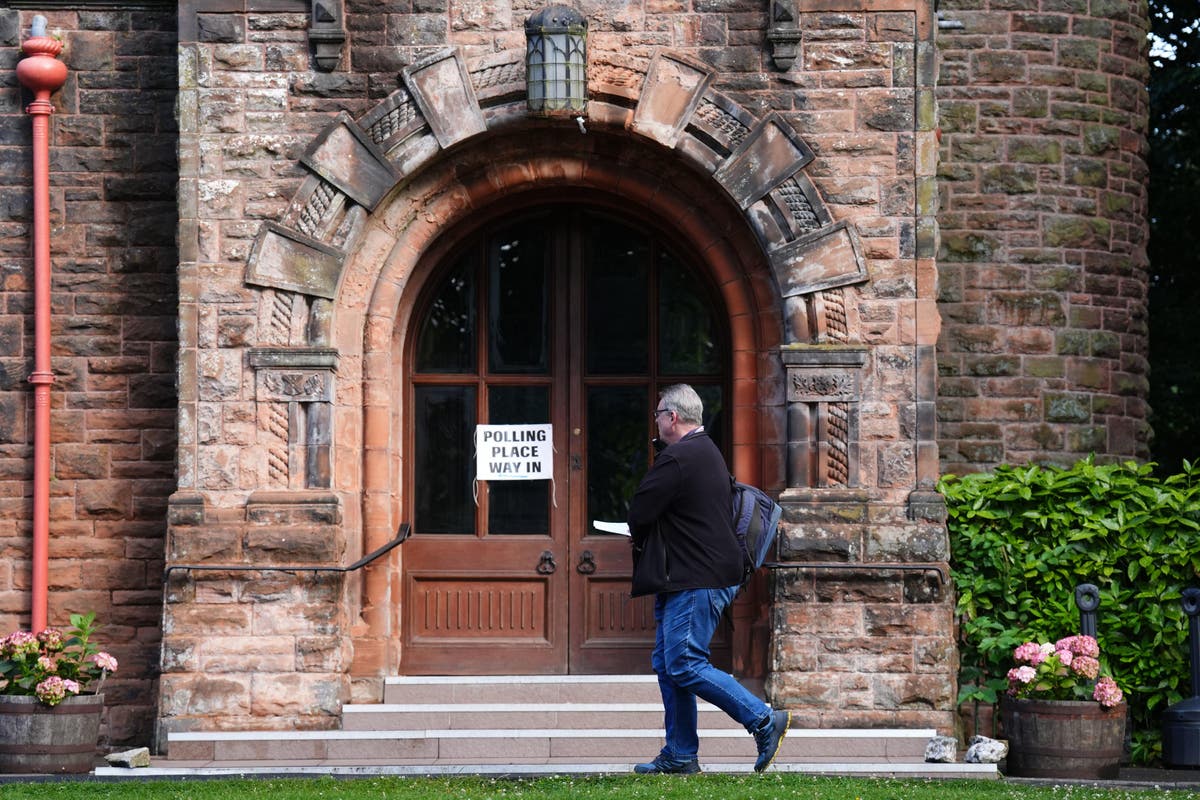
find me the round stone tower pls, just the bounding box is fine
[934,0,1151,472]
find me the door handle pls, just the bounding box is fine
[536,550,557,575]
[576,550,597,575]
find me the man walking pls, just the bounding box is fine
[627,383,790,774]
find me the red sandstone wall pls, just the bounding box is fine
[0,7,178,746]
[161,0,957,737]
[935,0,1150,472]
[0,0,1153,748]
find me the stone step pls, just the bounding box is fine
[99,760,999,780]
[163,726,935,764]
[382,675,665,705]
[144,675,999,780]
[342,702,739,731]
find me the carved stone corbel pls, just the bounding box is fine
[309,0,346,72]
[768,0,802,71]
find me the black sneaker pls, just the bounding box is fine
[633,753,701,774]
[753,709,791,772]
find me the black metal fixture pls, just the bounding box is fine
[1163,588,1200,767]
[524,4,588,116]
[1075,583,1100,637]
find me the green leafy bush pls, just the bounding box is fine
[940,458,1200,763]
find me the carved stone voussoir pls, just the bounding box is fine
[469,49,526,106]
[590,52,650,103]
[687,91,755,157]
[714,112,814,210]
[402,48,487,149]
[359,87,424,150]
[770,220,868,298]
[246,222,346,300]
[632,50,715,149]
[301,113,400,212]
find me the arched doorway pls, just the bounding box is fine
[401,204,733,675]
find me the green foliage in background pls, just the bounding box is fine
[941,458,1200,764]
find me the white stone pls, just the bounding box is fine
[924,734,959,763]
[104,747,151,768]
[965,735,1009,764]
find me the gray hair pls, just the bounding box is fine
[658,384,703,426]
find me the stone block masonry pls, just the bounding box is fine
[0,0,1153,751]
[161,0,960,739]
[0,6,179,748]
[935,0,1150,472]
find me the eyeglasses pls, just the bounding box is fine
[652,408,674,420]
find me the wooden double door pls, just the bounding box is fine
[401,205,730,674]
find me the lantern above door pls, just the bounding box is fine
[525,4,588,116]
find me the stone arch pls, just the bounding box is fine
[239,46,873,674]
[246,47,868,351]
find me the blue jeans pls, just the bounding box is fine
[651,587,771,760]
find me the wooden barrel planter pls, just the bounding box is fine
[0,694,103,774]
[1001,697,1127,779]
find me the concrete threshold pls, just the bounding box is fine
[92,761,999,779]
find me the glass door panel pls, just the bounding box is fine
[488,385,551,535]
[695,384,726,456]
[585,386,648,527]
[415,254,476,373]
[413,385,476,534]
[658,249,721,376]
[584,220,649,375]
[488,221,550,373]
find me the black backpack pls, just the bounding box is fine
[730,476,782,584]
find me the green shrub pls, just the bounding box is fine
[940,458,1200,764]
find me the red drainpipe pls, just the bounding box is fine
[16,16,67,633]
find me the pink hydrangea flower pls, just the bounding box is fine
[1093,675,1124,708]
[90,652,118,672]
[1072,655,1101,680]
[1056,635,1100,658]
[36,627,65,651]
[1013,642,1048,665]
[2,631,38,658]
[34,676,71,706]
[0,612,115,706]
[1005,634,1124,707]
[1008,665,1037,685]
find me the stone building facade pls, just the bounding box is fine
[0,0,1147,749]
[936,0,1150,470]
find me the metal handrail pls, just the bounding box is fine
[164,523,411,579]
[763,560,948,585]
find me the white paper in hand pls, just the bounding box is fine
[592,520,631,536]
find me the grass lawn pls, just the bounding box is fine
[0,775,1192,800]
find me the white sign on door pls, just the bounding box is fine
[475,424,553,481]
